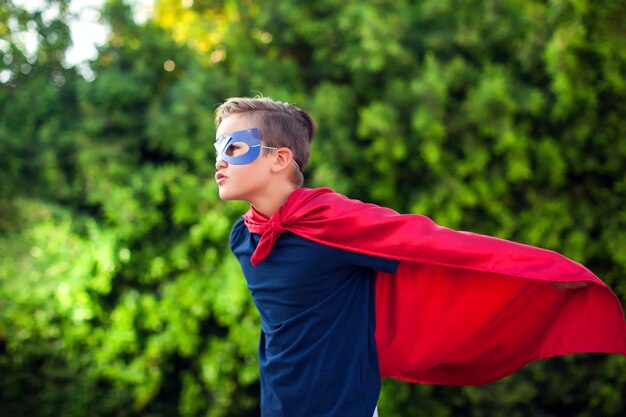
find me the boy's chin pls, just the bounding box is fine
[218,188,242,202]
[218,190,233,201]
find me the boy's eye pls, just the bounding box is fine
[225,144,238,156]
[225,141,249,156]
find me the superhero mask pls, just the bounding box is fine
[214,128,277,165]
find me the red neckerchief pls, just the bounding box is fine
[242,187,626,385]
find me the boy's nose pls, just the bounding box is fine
[215,158,228,170]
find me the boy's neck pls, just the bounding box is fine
[250,183,299,218]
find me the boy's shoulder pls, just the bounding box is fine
[228,217,247,248]
[230,209,399,275]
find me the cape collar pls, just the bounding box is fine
[242,187,334,265]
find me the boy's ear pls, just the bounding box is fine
[271,147,295,173]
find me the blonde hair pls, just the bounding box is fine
[215,97,316,187]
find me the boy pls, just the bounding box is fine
[214,97,626,417]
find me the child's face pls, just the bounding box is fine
[215,115,274,202]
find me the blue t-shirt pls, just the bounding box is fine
[230,218,399,417]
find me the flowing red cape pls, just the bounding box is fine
[242,187,626,386]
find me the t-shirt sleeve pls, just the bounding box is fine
[344,249,399,274]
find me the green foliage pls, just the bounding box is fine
[1,0,625,416]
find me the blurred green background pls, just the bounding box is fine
[1,0,626,416]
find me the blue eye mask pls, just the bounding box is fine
[214,128,277,165]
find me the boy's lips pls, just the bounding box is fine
[215,172,227,184]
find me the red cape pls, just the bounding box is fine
[243,187,626,385]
